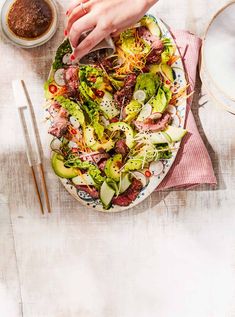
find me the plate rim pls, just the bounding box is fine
[202,1,235,102]
[200,60,235,115]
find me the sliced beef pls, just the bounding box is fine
[64,66,79,96]
[114,74,137,108]
[48,101,61,117]
[99,57,114,71]
[134,112,171,132]
[80,152,110,165]
[115,140,129,157]
[125,74,137,88]
[138,27,164,64]
[48,108,69,138]
[76,185,99,199]
[146,51,162,64]
[48,119,69,138]
[112,178,143,206]
[98,159,107,172]
[138,26,163,49]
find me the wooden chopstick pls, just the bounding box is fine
[17,105,45,214]
[31,166,44,214]
[20,80,51,214]
[12,80,51,214]
[38,163,51,213]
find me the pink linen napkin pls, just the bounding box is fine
[157,30,217,190]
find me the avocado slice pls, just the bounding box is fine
[91,139,115,152]
[84,126,115,151]
[107,122,134,148]
[150,64,175,83]
[105,154,123,182]
[120,29,150,55]
[51,153,78,179]
[141,16,161,38]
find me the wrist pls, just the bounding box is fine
[142,0,158,11]
[145,0,158,6]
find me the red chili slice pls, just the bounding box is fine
[94,89,105,98]
[89,76,97,83]
[49,84,58,94]
[71,129,77,135]
[145,170,152,178]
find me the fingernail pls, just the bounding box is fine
[70,54,75,61]
[64,30,68,36]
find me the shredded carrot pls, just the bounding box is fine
[170,84,194,106]
[54,86,67,97]
[75,169,93,191]
[115,44,147,74]
[167,55,180,66]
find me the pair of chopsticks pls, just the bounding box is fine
[12,80,51,214]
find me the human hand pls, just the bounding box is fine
[65,0,158,61]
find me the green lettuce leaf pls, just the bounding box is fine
[54,96,85,125]
[124,100,142,123]
[53,39,72,71]
[150,87,167,113]
[64,156,105,187]
[93,116,104,140]
[135,73,160,102]
[88,166,105,186]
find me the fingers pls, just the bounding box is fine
[69,15,95,48]
[66,2,90,34]
[66,0,89,16]
[111,28,127,38]
[71,26,107,61]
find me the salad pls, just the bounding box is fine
[44,15,188,210]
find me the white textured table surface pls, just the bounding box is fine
[1,1,235,316]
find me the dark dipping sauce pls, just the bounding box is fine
[7,0,53,39]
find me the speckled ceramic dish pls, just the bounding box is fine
[45,15,188,212]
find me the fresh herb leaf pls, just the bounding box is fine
[53,39,72,71]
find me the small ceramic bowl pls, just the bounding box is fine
[1,0,58,48]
